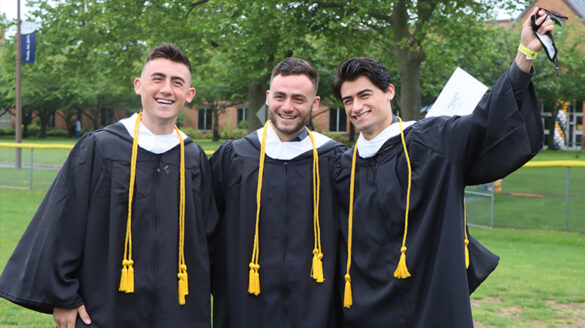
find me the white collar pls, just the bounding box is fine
[255,122,332,160]
[357,120,416,158]
[120,113,188,154]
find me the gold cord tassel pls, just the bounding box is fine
[119,113,141,293]
[394,246,411,279]
[344,274,353,308]
[307,129,324,283]
[248,263,260,295]
[393,117,412,279]
[464,202,470,269]
[311,249,324,283]
[178,265,188,305]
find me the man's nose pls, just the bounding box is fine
[160,79,172,94]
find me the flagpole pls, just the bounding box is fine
[15,0,23,169]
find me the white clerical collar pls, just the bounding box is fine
[255,122,332,160]
[120,113,188,154]
[357,120,416,158]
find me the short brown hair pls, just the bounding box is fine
[271,57,319,93]
[145,43,192,74]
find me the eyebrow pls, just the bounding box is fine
[151,72,186,84]
[273,91,308,100]
[341,88,373,102]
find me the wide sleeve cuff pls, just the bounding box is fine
[509,61,534,91]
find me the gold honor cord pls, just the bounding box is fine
[175,125,188,305]
[248,121,269,296]
[248,121,324,296]
[119,113,142,294]
[119,113,188,305]
[343,144,358,308]
[308,129,324,283]
[344,116,413,309]
[393,116,412,279]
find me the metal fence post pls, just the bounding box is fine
[29,148,34,190]
[565,167,570,232]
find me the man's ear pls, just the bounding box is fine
[185,87,196,103]
[312,96,321,112]
[385,84,395,102]
[134,78,142,95]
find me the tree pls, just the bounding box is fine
[192,51,247,141]
[314,0,531,120]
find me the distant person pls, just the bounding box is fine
[0,43,217,327]
[334,8,553,327]
[75,119,81,139]
[210,57,346,327]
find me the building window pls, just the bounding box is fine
[237,107,249,123]
[101,108,113,126]
[329,107,346,132]
[198,107,212,130]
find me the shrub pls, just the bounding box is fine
[46,129,69,137]
[182,127,207,139]
[0,128,15,136]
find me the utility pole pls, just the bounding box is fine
[15,0,23,169]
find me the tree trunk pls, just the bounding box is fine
[247,76,269,133]
[212,106,220,141]
[395,49,423,121]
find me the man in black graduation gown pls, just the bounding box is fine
[332,9,554,328]
[0,44,217,327]
[210,58,346,327]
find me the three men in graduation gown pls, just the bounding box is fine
[333,9,554,327]
[210,58,346,327]
[0,44,217,327]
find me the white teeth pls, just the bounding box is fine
[279,114,295,119]
[355,112,368,119]
[156,99,173,105]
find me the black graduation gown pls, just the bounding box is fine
[336,65,543,327]
[0,123,217,328]
[210,132,347,328]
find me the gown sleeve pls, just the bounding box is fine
[417,62,543,185]
[0,134,98,313]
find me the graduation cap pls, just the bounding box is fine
[248,121,326,296]
[118,113,190,305]
[532,8,568,75]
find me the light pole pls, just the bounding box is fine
[15,0,23,169]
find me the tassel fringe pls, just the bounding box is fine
[119,259,134,293]
[464,239,470,269]
[248,263,260,296]
[344,274,353,308]
[178,264,189,305]
[394,247,411,279]
[311,249,325,283]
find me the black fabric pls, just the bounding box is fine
[0,123,217,328]
[336,66,542,328]
[210,133,347,328]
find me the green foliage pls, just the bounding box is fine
[45,129,70,138]
[237,120,248,130]
[0,129,15,136]
[181,127,207,140]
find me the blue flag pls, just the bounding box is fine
[21,32,36,64]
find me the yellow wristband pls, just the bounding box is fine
[518,44,538,60]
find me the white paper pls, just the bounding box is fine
[426,67,488,117]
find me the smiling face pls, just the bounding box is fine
[266,74,320,141]
[134,58,196,134]
[340,76,395,140]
